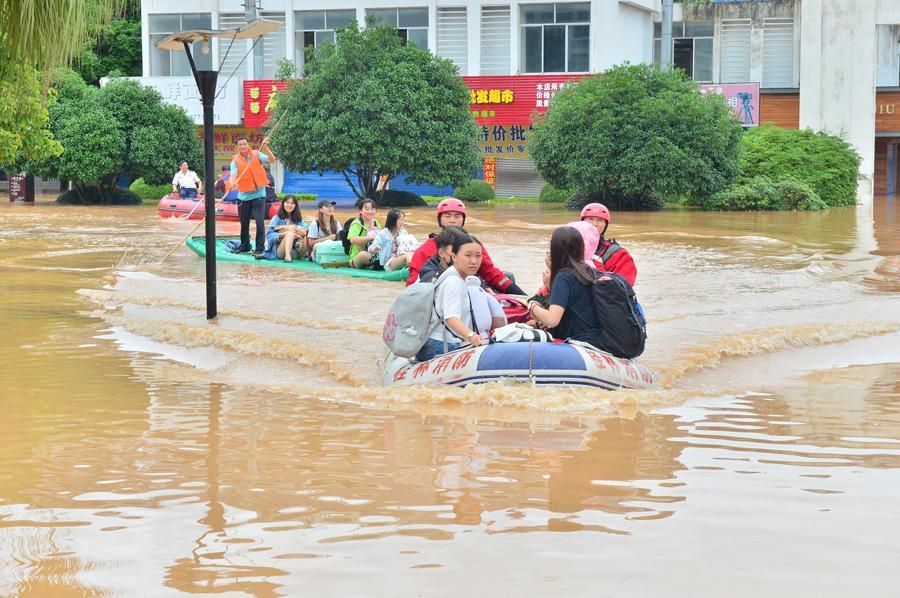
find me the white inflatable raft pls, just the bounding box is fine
[383,341,657,390]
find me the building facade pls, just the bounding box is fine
[139,0,897,201]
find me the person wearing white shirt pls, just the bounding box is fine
[172,161,202,199]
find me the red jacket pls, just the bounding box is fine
[597,240,637,286]
[407,236,513,291]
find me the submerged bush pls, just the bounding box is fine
[539,183,571,203]
[129,177,170,200]
[697,175,827,211]
[372,189,427,207]
[738,125,860,206]
[57,186,142,205]
[454,180,495,203]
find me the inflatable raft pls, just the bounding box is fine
[384,341,657,389]
[186,237,410,282]
[158,194,280,221]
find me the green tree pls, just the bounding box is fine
[529,63,743,210]
[269,21,480,199]
[75,18,142,85]
[31,73,202,203]
[0,64,63,167]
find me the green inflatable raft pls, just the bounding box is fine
[185,237,410,282]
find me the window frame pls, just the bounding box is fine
[295,9,356,73]
[653,21,714,83]
[148,13,212,76]
[519,3,591,74]
[365,7,429,49]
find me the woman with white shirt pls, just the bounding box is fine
[172,161,202,199]
[417,233,491,362]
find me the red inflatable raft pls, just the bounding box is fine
[157,194,280,221]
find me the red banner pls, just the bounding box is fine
[462,74,589,126]
[483,157,496,188]
[243,80,289,128]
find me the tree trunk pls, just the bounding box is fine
[341,169,363,199]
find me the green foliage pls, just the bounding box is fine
[75,18,142,85]
[274,57,297,82]
[454,180,495,203]
[270,21,481,200]
[529,63,742,211]
[693,175,827,211]
[538,183,572,203]
[737,125,860,206]
[276,193,317,202]
[31,72,202,203]
[129,178,171,200]
[372,189,427,207]
[0,64,63,168]
[565,190,664,212]
[57,186,142,205]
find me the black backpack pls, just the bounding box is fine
[589,271,646,359]
[338,217,358,255]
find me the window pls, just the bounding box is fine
[481,6,511,75]
[366,7,429,49]
[720,19,751,83]
[653,21,713,82]
[762,17,794,87]
[437,7,467,73]
[520,3,589,73]
[296,10,356,74]
[149,13,212,76]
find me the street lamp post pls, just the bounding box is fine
[155,20,280,320]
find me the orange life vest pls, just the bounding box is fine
[230,150,269,194]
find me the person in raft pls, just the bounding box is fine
[306,199,339,259]
[580,203,637,286]
[172,161,202,199]
[527,220,602,309]
[417,232,493,362]
[417,226,468,283]
[406,197,526,295]
[260,194,308,262]
[347,198,382,269]
[527,226,605,349]
[214,166,238,202]
[228,135,276,256]
[371,208,417,272]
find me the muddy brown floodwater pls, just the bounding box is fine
[1,196,898,597]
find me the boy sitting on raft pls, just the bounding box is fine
[407,198,526,295]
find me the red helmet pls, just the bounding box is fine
[580,202,610,223]
[437,197,467,225]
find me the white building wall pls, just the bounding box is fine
[614,3,653,66]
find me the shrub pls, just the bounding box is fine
[454,180,495,203]
[276,193,317,202]
[129,177,171,200]
[738,125,860,206]
[372,189,427,207]
[539,183,571,203]
[565,190,664,212]
[529,63,742,212]
[695,175,827,211]
[57,187,142,205]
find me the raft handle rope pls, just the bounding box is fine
[528,341,535,384]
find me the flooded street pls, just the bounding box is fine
[1,197,898,596]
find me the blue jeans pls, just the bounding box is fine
[180,187,198,199]
[416,338,460,362]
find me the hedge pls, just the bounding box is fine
[453,180,495,203]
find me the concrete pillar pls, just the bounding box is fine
[800,0,877,204]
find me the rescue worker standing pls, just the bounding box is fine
[228,135,276,255]
[580,203,637,286]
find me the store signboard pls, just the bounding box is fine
[194,126,260,166]
[699,83,760,127]
[101,76,242,125]
[463,74,590,126]
[478,123,532,158]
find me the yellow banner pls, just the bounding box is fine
[478,124,531,158]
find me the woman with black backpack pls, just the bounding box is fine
[528,226,647,359]
[527,226,604,350]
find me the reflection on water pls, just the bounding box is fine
[0,196,898,595]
